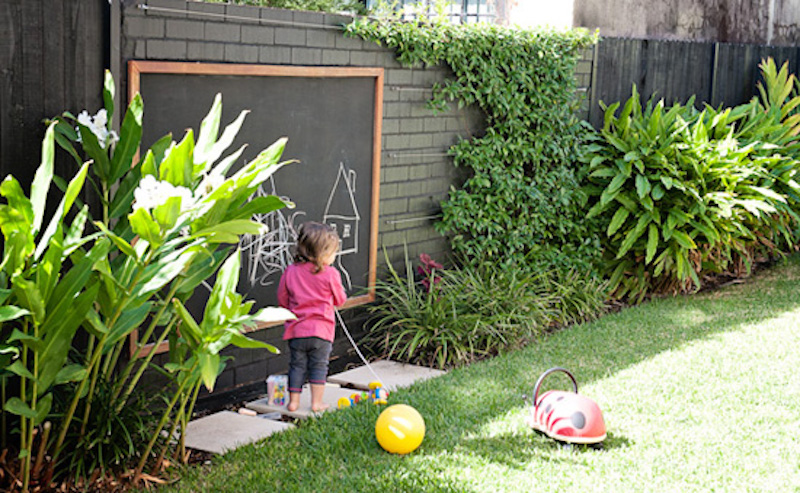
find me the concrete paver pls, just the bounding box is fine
[184,411,294,454]
[245,383,358,419]
[327,360,446,391]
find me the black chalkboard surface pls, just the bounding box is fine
[129,62,382,348]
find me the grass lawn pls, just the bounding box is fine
[157,256,800,492]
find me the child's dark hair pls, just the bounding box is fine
[294,222,340,273]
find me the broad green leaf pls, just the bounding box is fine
[160,130,194,187]
[132,245,198,300]
[76,123,110,182]
[109,158,142,219]
[600,173,627,206]
[84,309,109,338]
[106,302,152,346]
[606,206,630,236]
[43,238,109,325]
[55,364,87,385]
[0,305,30,323]
[93,221,139,261]
[200,110,249,176]
[152,196,182,230]
[0,176,34,230]
[64,205,90,254]
[4,397,37,419]
[174,248,230,297]
[224,196,292,222]
[34,393,53,424]
[31,123,56,235]
[229,332,279,353]
[198,352,221,392]
[8,329,42,351]
[109,93,143,182]
[671,230,697,250]
[194,93,223,170]
[645,224,659,264]
[172,298,203,348]
[202,252,241,331]
[35,161,90,260]
[205,144,247,181]
[635,174,651,199]
[7,360,35,380]
[192,220,267,244]
[38,282,100,394]
[129,207,163,248]
[616,214,650,259]
[12,277,45,325]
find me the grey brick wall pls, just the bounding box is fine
[120,0,591,398]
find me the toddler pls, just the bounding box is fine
[277,222,347,412]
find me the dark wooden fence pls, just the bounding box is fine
[0,0,107,189]
[588,37,800,128]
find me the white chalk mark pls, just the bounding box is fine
[323,162,361,290]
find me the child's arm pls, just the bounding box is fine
[330,269,347,307]
[277,271,290,309]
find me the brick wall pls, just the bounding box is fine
[122,0,486,273]
[120,0,593,402]
[121,0,488,401]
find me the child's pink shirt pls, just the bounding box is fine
[277,262,347,342]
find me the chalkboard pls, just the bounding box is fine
[128,61,383,352]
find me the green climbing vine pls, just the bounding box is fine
[347,17,600,272]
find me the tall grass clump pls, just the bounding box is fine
[367,252,607,369]
[582,58,800,301]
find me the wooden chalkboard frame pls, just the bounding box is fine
[128,61,383,356]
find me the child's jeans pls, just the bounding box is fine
[287,337,332,393]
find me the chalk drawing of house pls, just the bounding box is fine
[323,162,360,289]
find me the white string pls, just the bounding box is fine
[335,308,384,385]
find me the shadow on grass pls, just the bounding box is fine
[400,256,800,454]
[450,428,633,472]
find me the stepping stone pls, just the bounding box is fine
[184,410,294,454]
[246,383,357,419]
[328,360,446,391]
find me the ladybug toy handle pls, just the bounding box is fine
[532,367,579,406]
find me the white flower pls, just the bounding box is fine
[75,109,119,149]
[133,175,195,213]
[196,172,226,198]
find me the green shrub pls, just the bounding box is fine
[366,252,607,369]
[347,18,600,274]
[582,59,800,301]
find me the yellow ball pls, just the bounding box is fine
[375,404,425,454]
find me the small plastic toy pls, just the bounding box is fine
[368,381,389,405]
[266,374,288,407]
[527,367,606,445]
[337,391,369,409]
[375,404,425,454]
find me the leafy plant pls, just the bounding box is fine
[347,14,601,275]
[0,70,296,490]
[581,58,800,301]
[367,251,607,369]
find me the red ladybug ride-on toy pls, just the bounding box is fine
[527,367,606,445]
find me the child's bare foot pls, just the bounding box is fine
[287,392,301,412]
[311,403,329,413]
